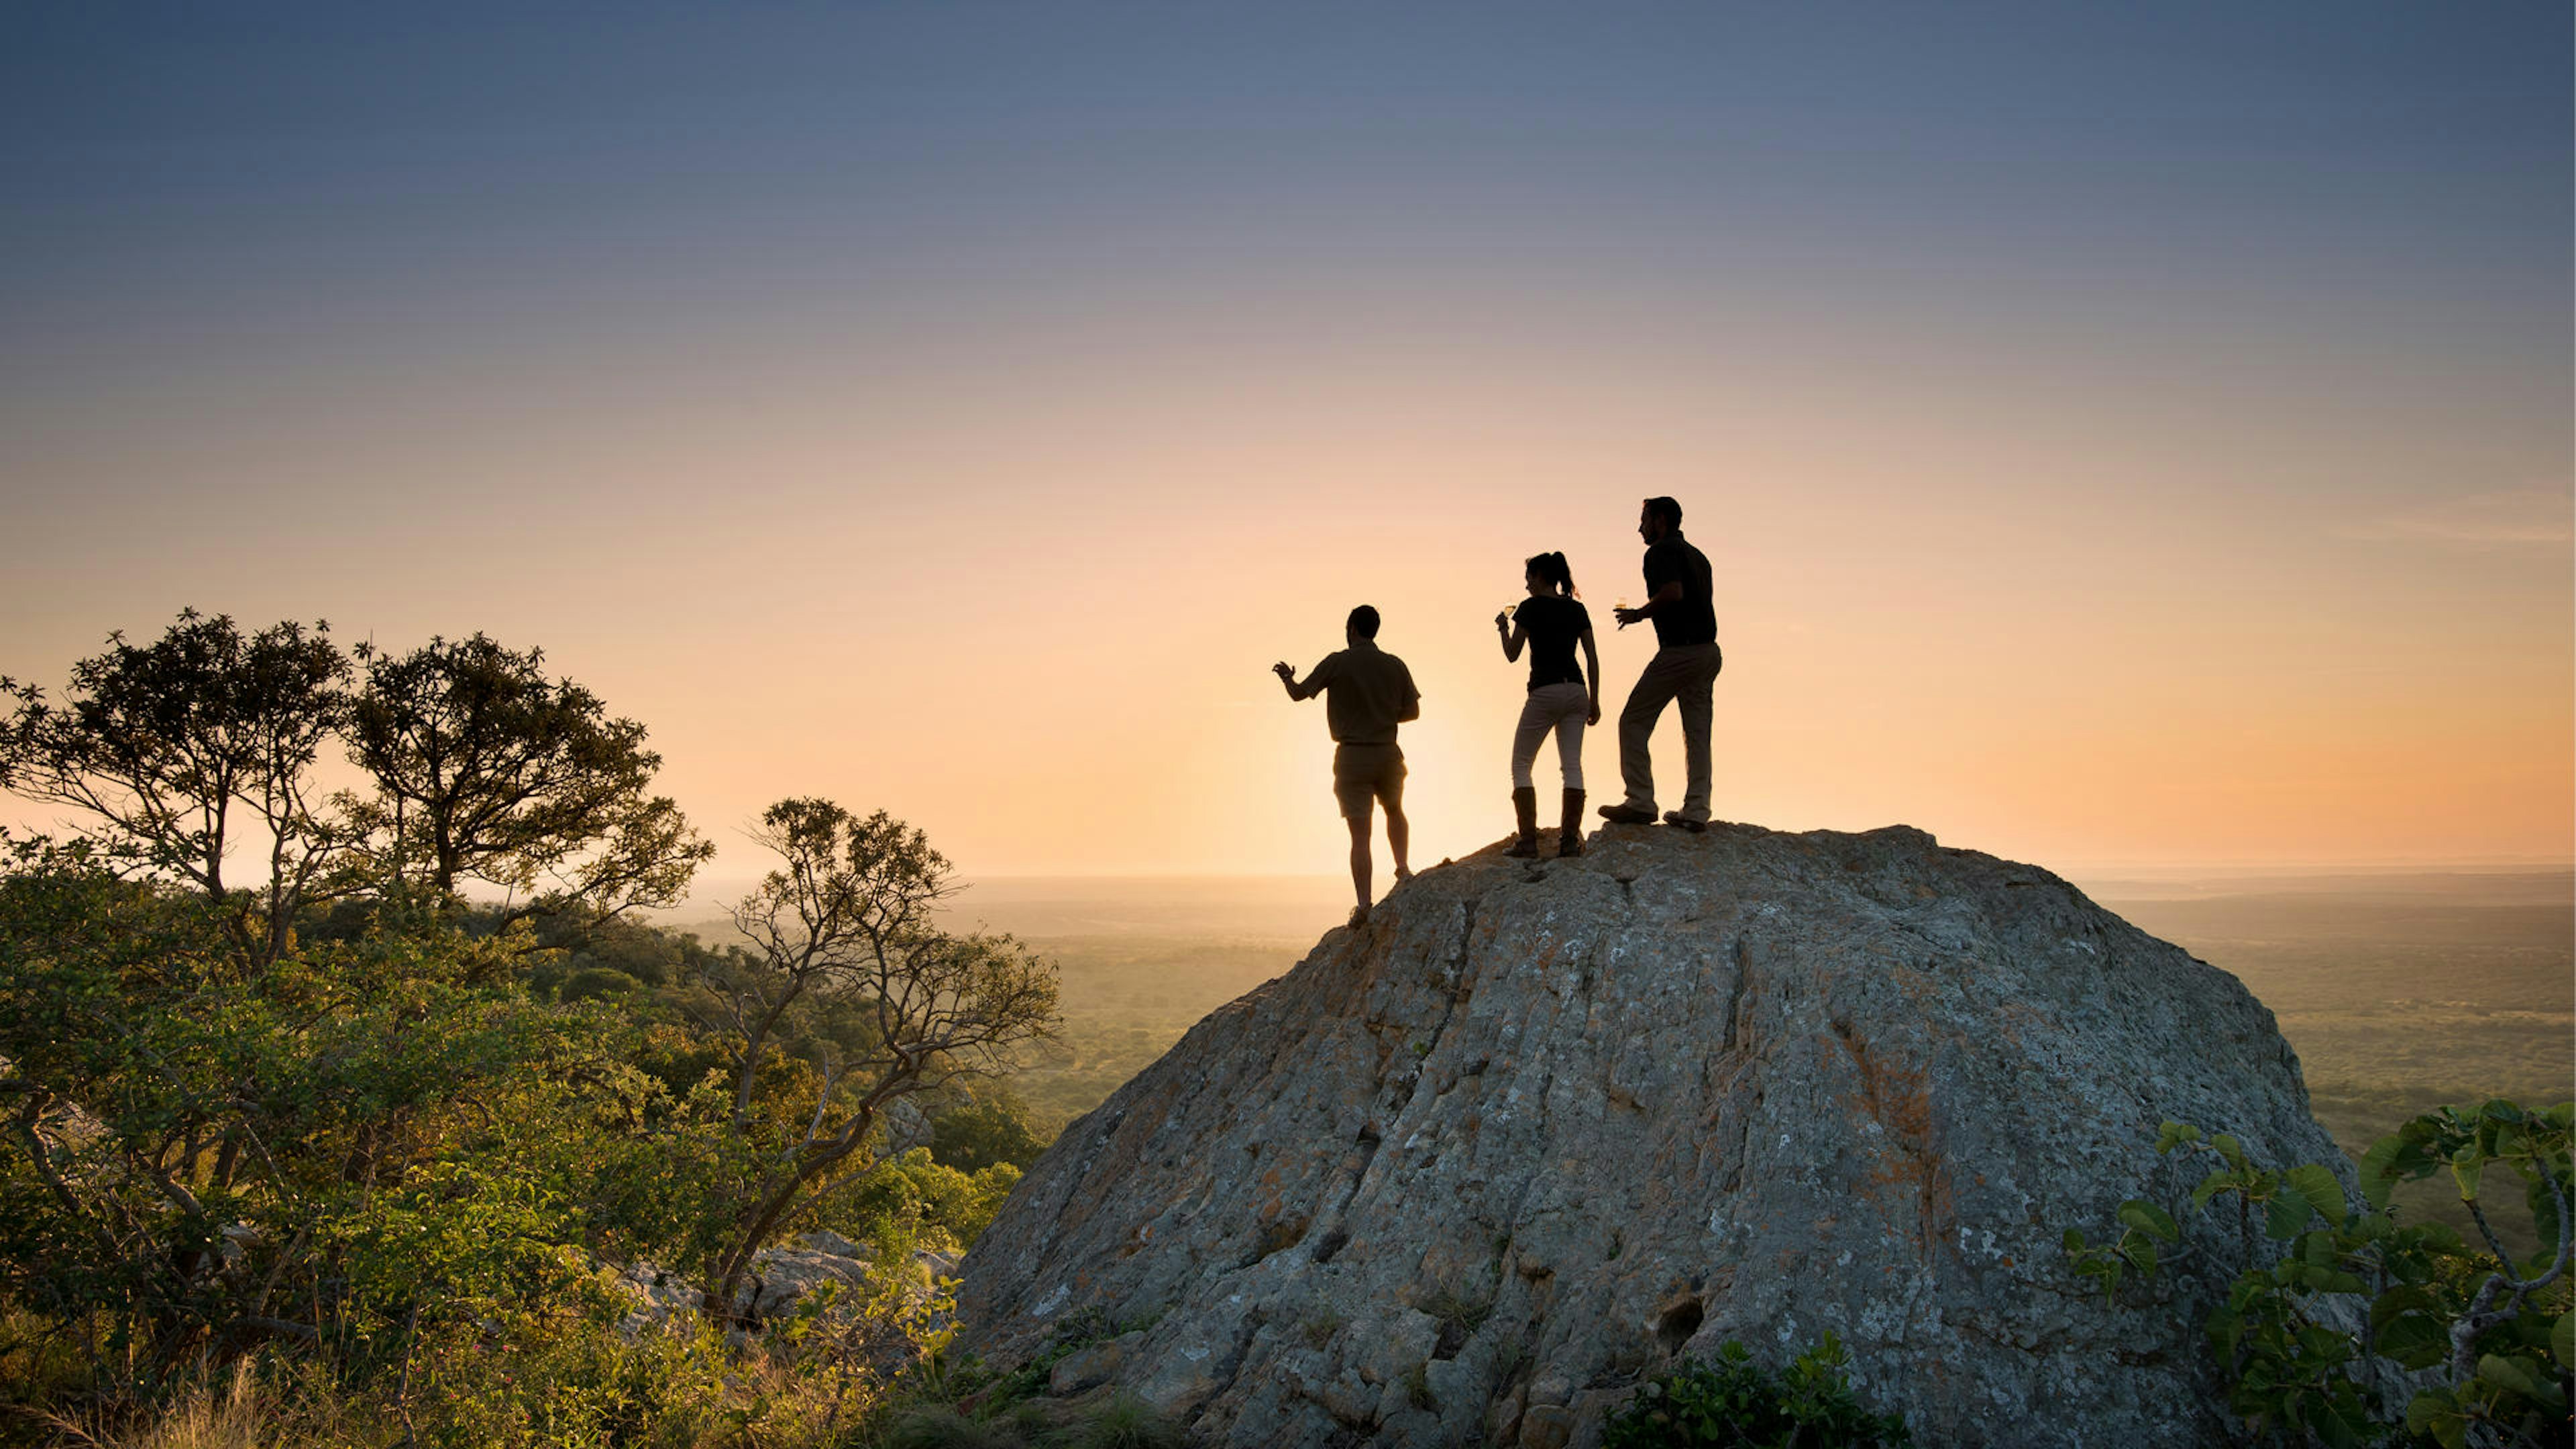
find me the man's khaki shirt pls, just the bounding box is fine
[1306,642,1420,746]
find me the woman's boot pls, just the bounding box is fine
[1558,790,1586,856]
[1505,787,1541,857]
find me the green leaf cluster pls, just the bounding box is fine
[2064,1104,2573,1448]
[1601,1333,1912,1448]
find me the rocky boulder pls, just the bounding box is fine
[606,1232,960,1338]
[957,822,2345,1446]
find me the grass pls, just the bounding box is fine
[25,1358,386,1449]
[1417,1286,1493,1342]
[1400,1360,1434,1411]
[1300,1309,1347,1351]
[1066,1393,1183,1449]
[70,1362,272,1449]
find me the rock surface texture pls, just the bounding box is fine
[958,823,2343,1447]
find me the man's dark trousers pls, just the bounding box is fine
[1615,643,1723,824]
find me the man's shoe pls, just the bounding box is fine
[1597,802,1658,826]
[1662,811,1708,834]
[1346,904,1372,928]
[1504,786,1541,858]
[1558,790,1586,856]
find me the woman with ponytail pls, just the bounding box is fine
[1493,551,1601,857]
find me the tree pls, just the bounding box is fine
[347,633,710,926]
[926,1082,1052,1173]
[0,833,663,1385]
[0,610,356,965]
[691,799,1059,1322]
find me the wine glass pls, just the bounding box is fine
[1613,595,1631,628]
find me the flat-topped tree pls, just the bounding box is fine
[692,798,1059,1325]
[347,633,710,929]
[0,610,356,967]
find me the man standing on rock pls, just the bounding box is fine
[1275,605,1419,927]
[1602,496,1723,832]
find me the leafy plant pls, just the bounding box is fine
[2065,1102,2573,1447]
[1601,1333,1911,1447]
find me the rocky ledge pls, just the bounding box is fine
[957,822,2341,1446]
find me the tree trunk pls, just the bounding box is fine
[701,1108,880,1325]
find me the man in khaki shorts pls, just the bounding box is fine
[1274,605,1420,926]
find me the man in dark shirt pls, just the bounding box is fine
[1603,496,1724,830]
[1275,604,1421,926]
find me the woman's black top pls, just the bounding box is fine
[1514,594,1591,692]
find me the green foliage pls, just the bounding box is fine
[928,1083,1053,1173]
[0,612,358,967]
[822,1148,1024,1254]
[0,840,688,1398]
[1601,1334,1912,1448]
[557,965,645,1002]
[2065,1103,2573,1447]
[690,798,1058,1323]
[0,612,1055,1446]
[347,631,710,921]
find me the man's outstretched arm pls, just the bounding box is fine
[1273,661,1315,701]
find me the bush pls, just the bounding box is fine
[2065,1100,2573,1447]
[557,965,645,1002]
[820,1148,1024,1253]
[928,1084,1054,1173]
[1601,1334,1911,1448]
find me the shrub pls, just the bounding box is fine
[1601,1334,1911,1448]
[557,965,644,1002]
[821,1148,1024,1253]
[928,1084,1054,1173]
[2065,1100,2573,1447]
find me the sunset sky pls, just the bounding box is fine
[3,4,2568,882]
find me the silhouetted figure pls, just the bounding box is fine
[1602,496,1723,830]
[1274,605,1420,926]
[1494,551,1600,859]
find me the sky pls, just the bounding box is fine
[2,3,2569,882]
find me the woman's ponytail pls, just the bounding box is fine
[1525,551,1576,596]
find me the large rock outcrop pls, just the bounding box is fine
[958,823,2342,1446]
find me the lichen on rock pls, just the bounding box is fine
[957,822,2341,1446]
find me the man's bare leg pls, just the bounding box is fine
[1346,808,1374,924]
[1385,800,1411,883]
